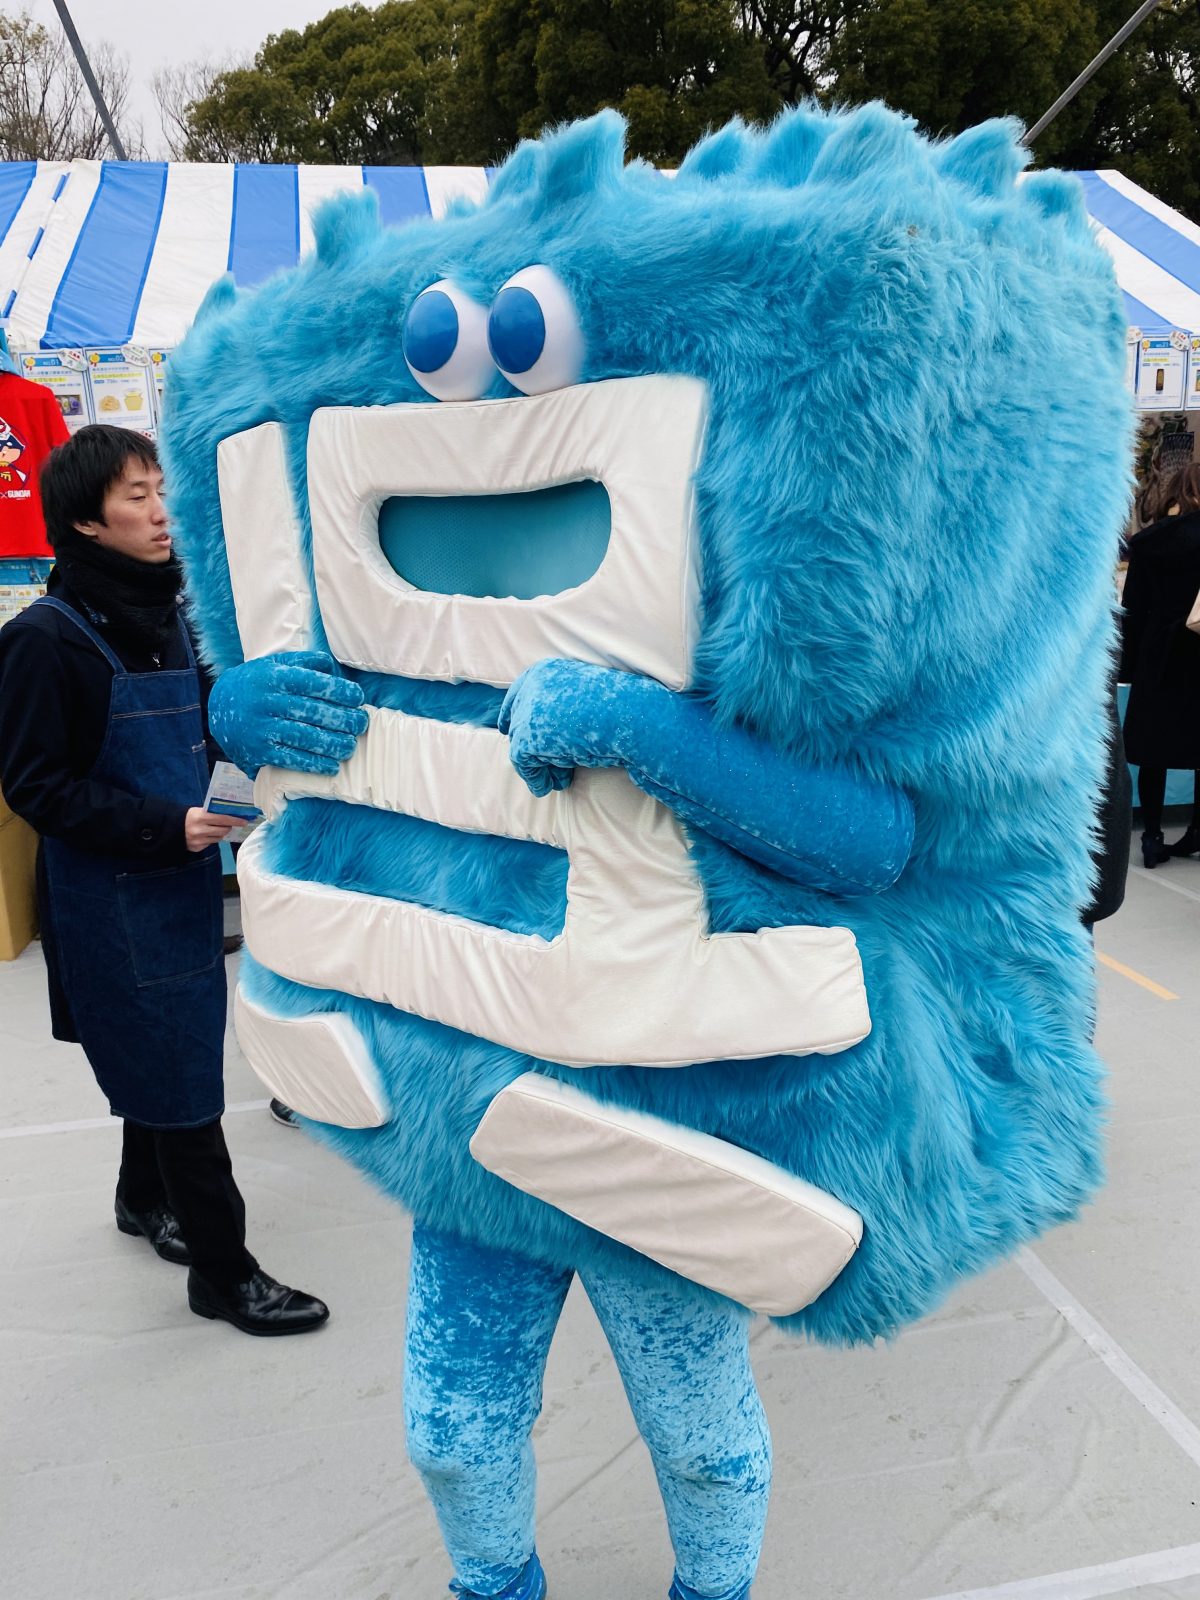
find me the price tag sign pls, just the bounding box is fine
[19,349,92,432]
[85,346,156,432]
[1135,336,1188,411]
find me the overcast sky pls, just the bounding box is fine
[25,0,364,154]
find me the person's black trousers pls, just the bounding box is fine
[1137,766,1200,835]
[117,1117,256,1286]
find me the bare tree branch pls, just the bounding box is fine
[0,8,142,160]
[152,58,237,160]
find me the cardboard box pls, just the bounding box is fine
[0,788,38,960]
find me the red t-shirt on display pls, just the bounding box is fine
[0,371,71,558]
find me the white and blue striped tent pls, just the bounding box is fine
[1,158,1199,350]
[0,159,491,350]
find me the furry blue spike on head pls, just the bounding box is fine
[165,105,1133,1345]
[676,118,753,183]
[312,187,381,266]
[192,273,238,326]
[488,139,544,205]
[936,118,1029,196]
[534,108,627,212]
[748,106,827,188]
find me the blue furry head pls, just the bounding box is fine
[165,107,1133,1343]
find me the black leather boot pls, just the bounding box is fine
[115,1196,192,1265]
[1142,829,1171,868]
[188,1268,329,1336]
[1168,825,1200,857]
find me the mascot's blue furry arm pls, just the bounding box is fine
[212,650,914,892]
[165,102,1134,1346]
[498,657,914,891]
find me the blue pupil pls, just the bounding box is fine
[488,286,546,375]
[404,289,459,374]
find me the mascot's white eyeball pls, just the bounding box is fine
[402,280,496,401]
[487,265,584,395]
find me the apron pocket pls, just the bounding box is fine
[116,856,223,987]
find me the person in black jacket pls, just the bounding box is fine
[0,426,328,1336]
[1120,463,1200,867]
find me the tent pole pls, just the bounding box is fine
[50,0,128,161]
[1022,0,1165,147]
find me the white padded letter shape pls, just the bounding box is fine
[306,376,707,689]
[239,708,872,1068]
[471,1073,863,1315]
[216,422,314,657]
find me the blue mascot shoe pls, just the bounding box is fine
[450,1553,547,1599]
[669,1577,751,1600]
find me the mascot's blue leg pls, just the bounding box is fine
[405,1222,568,1598]
[405,1222,768,1597]
[580,1269,771,1600]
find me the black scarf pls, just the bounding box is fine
[53,530,183,659]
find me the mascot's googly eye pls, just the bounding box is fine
[402,281,496,401]
[488,265,584,395]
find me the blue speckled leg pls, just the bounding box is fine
[405,1222,571,1596]
[580,1269,771,1600]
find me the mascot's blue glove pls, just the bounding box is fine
[499,658,914,896]
[208,650,368,779]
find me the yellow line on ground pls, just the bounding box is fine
[1096,950,1179,1001]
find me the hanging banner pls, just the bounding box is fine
[18,349,92,433]
[1135,333,1188,411]
[85,345,157,433]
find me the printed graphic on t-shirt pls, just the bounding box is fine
[0,417,30,499]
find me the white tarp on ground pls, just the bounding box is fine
[3,857,1200,1598]
[1,158,1200,352]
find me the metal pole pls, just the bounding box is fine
[1022,0,1165,146]
[50,0,128,160]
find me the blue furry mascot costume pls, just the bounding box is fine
[163,105,1132,1599]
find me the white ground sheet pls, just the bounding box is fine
[3,847,1200,1600]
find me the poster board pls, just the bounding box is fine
[1135,333,1189,411]
[18,349,92,432]
[85,346,157,433]
[0,578,47,627]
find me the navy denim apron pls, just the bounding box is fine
[36,598,226,1129]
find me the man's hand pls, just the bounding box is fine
[208,651,369,779]
[185,806,237,853]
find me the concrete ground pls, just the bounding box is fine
[3,844,1200,1600]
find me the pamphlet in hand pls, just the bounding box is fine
[204,760,262,843]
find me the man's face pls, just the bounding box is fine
[77,458,172,564]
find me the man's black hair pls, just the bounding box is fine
[40,424,160,549]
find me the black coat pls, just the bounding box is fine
[1120,510,1200,769]
[0,570,216,1038]
[1083,675,1131,925]
[0,571,199,858]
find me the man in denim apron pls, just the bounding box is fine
[0,426,329,1337]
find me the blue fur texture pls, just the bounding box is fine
[165,104,1134,1344]
[498,656,914,890]
[264,798,569,940]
